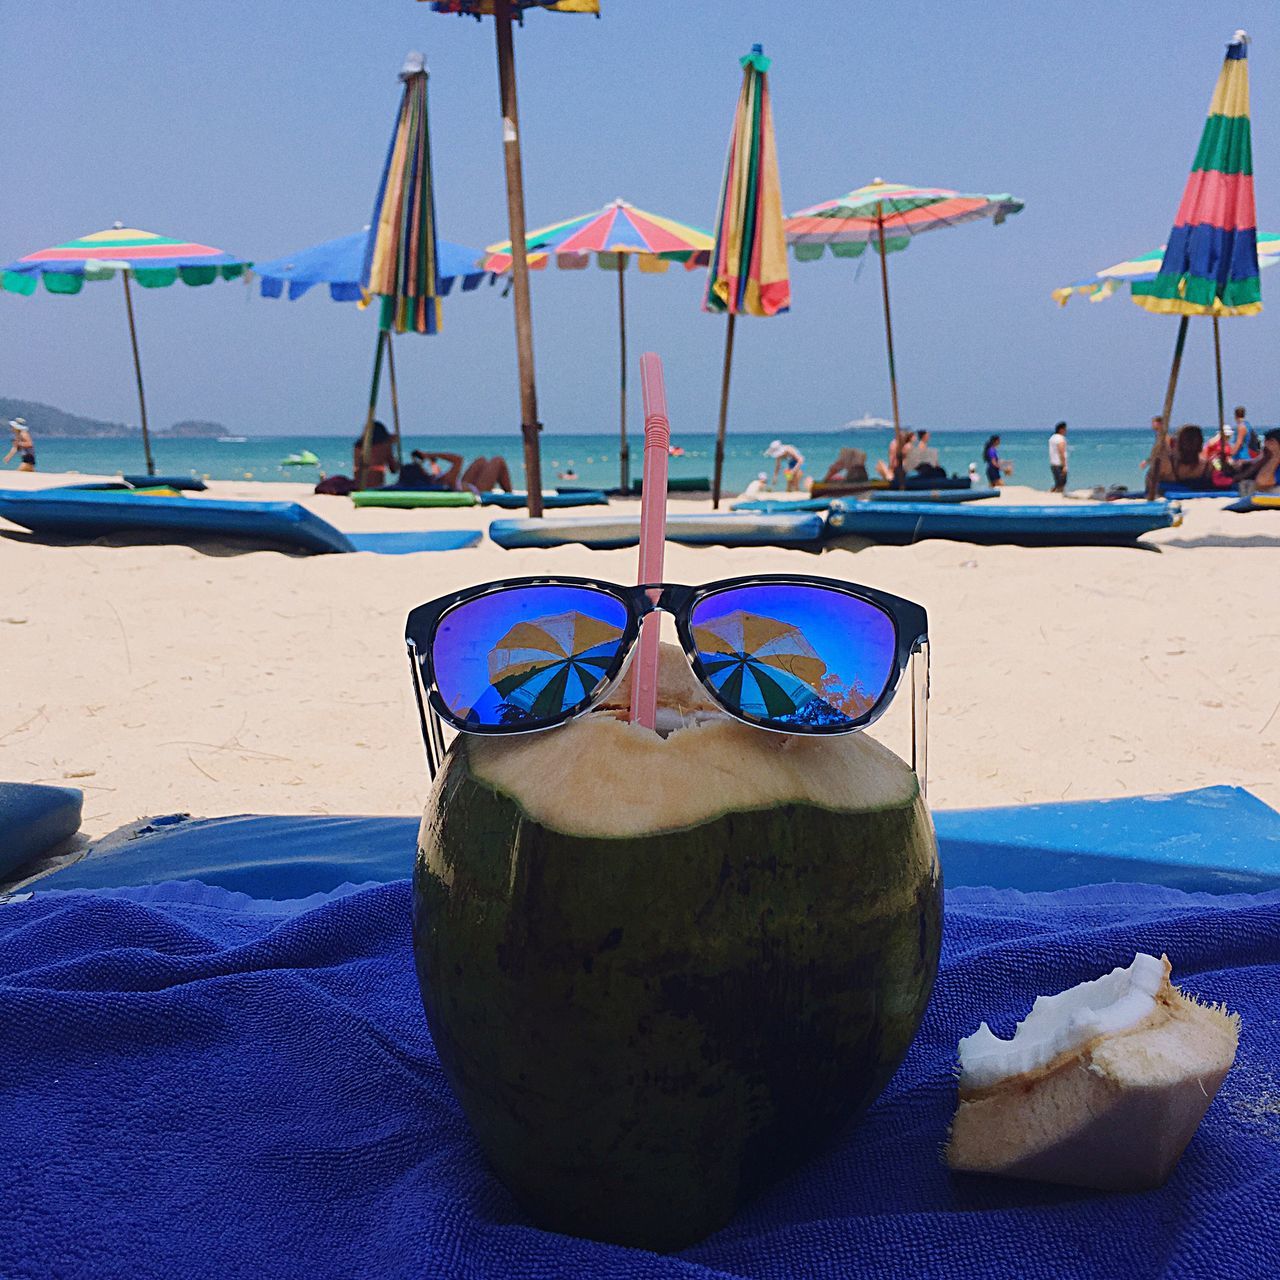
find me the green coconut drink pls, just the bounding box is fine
[413,644,941,1250]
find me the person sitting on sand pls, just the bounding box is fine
[1200,428,1241,488]
[1233,428,1280,492]
[4,418,35,472]
[398,450,463,491]
[907,429,946,479]
[1153,425,1214,489]
[823,447,869,485]
[741,471,772,499]
[460,456,513,493]
[876,431,915,481]
[353,421,399,489]
[765,439,806,492]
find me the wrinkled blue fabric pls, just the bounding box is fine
[2,880,1277,1280]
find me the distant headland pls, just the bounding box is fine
[0,397,229,439]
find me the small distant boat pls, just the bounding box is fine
[281,450,320,467]
[216,435,247,444]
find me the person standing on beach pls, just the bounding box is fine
[1140,414,1171,472]
[983,434,1004,486]
[1231,405,1260,460]
[1048,421,1068,492]
[4,419,35,471]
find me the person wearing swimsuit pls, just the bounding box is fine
[4,419,35,472]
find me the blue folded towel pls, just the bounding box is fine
[2,880,1277,1279]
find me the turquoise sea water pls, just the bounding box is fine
[14,428,1158,495]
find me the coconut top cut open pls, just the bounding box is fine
[466,642,919,840]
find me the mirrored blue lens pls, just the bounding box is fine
[431,586,630,728]
[688,584,896,729]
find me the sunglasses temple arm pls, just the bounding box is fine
[408,649,441,780]
[910,639,929,802]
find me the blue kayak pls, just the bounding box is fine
[0,488,353,554]
[0,489,482,555]
[826,499,1179,545]
[730,497,832,513]
[489,512,825,550]
[862,487,999,504]
[478,490,609,509]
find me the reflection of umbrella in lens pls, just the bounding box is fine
[693,611,829,719]
[488,611,623,719]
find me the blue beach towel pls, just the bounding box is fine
[2,880,1277,1279]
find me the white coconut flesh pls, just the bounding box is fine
[957,954,1238,1092]
[465,642,919,840]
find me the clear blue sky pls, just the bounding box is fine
[1,1,1275,436]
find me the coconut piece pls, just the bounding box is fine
[465,642,919,840]
[946,954,1239,1190]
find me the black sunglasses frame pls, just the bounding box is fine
[406,574,929,786]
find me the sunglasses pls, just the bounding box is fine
[405,574,929,787]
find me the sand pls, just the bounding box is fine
[1,470,1277,839]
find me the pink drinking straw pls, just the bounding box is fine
[629,352,671,730]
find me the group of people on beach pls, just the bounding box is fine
[1145,407,1280,492]
[314,421,514,495]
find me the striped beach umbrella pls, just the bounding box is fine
[786,180,1023,482]
[363,53,442,337]
[485,199,711,491]
[705,44,789,508]
[1,225,250,475]
[426,0,602,517]
[1131,31,1258,490]
[354,53,442,487]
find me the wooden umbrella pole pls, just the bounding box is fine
[494,0,544,517]
[358,328,388,490]
[1146,315,1189,499]
[387,328,404,469]
[617,257,630,493]
[120,270,155,476]
[1212,314,1228,457]
[711,312,736,510]
[875,207,904,487]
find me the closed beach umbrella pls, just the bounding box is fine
[427,0,601,518]
[1,225,249,475]
[355,52,443,486]
[786,180,1023,483]
[1130,30,1258,493]
[255,228,491,452]
[485,198,711,491]
[705,44,789,509]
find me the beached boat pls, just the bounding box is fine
[489,511,824,550]
[825,499,1179,545]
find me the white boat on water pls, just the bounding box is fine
[216,435,248,444]
[839,413,894,430]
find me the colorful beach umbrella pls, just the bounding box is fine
[785,180,1023,482]
[1053,232,1280,305]
[486,609,621,720]
[485,199,711,491]
[426,0,602,517]
[705,44,790,508]
[1,225,249,475]
[353,52,443,487]
[1131,30,1258,492]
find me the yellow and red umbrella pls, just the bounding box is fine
[485,199,711,491]
[704,44,789,508]
[425,0,601,515]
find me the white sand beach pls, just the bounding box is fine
[2,471,1277,839]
